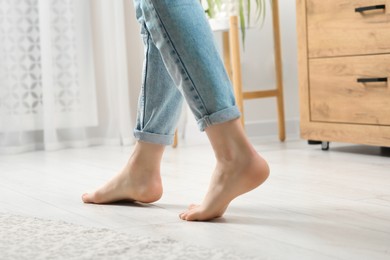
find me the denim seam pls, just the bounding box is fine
[141,22,150,129]
[147,0,210,115]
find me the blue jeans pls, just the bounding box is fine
[133,0,241,145]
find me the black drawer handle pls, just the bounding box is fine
[355,4,386,13]
[357,77,388,83]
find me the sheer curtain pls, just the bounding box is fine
[0,0,143,154]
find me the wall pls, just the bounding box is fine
[239,0,300,139]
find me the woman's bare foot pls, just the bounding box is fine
[179,118,270,221]
[82,142,165,204]
[179,150,269,221]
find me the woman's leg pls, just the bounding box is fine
[136,0,269,221]
[82,4,184,203]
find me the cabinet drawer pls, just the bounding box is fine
[309,55,390,126]
[307,0,390,58]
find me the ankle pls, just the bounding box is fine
[215,144,255,163]
[128,141,165,172]
[205,119,256,162]
[133,141,165,159]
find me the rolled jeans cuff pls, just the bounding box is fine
[133,130,174,146]
[197,106,241,132]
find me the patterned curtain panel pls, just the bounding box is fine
[0,0,139,154]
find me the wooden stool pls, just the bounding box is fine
[222,0,285,142]
[172,129,178,148]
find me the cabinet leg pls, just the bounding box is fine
[321,142,330,151]
[308,140,330,151]
[380,147,390,156]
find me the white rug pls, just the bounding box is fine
[0,213,258,260]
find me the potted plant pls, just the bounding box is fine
[201,0,269,45]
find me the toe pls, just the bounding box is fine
[184,210,201,221]
[180,205,198,220]
[82,193,94,203]
[179,211,188,220]
[180,208,203,221]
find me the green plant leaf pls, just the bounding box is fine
[247,0,251,25]
[215,0,222,10]
[206,0,215,17]
[239,0,246,47]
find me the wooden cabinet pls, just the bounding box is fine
[296,0,390,148]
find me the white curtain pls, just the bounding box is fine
[0,0,144,154]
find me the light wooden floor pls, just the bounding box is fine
[0,138,389,259]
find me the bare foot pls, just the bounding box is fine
[179,150,269,221]
[82,142,164,204]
